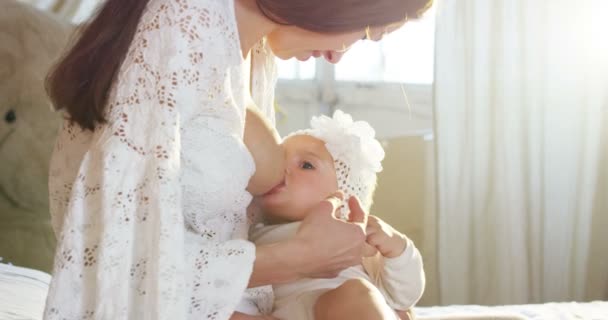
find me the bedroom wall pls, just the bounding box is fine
[371,135,439,307]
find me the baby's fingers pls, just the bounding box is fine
[366,232,384,248]
[362,243,378,257]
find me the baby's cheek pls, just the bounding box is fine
[292,195,318,218]
[286,193,318,220]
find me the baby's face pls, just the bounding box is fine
[260,134,338,222]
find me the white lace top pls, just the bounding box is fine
[44,0,277,318]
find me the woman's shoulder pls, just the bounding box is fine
[143,0,241,59]
[148,0,232,12]
[147,0,237,29]
[177,0,235,18]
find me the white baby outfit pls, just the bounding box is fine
[249,222,425,320]
[240,111,425,319]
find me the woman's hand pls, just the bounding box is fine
[290,192,371,279]
[248,193,375,287]
[366,215,408,258]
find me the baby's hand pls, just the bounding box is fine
[365,215,408,258]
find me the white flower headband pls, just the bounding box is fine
[289,110,385,219]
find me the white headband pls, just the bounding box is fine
[288,110,385,219]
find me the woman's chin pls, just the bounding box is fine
[273,50,312,61]
[273,50,296,61]
[296,54,312,61]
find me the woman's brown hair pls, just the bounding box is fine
[47,0,149,131]
[47,0,433,131]
[256,0,433,33]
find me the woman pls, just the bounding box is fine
[44,0,432,319]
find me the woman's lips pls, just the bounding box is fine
[296,50,326,61]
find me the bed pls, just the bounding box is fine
[0,263,50,320]
[414,301,608,319]
[1,263,606,320]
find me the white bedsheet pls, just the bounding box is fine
[415,301,608,320]
[0,263,606,320]
[0,263,50,320]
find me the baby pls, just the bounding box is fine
[239,108,425,320]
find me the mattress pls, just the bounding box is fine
[0,263,50,320]
[414,301,608,320]
[0,263,606,320]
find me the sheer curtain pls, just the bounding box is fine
[434,0,608,305]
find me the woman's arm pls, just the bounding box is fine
[249,194,370,287]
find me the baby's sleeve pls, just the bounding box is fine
[363,239,426,311]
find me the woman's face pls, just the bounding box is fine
[260,134,338,222]
[267,23,404,63]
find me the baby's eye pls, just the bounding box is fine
[301,161,315,170]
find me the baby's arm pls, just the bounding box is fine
[363,215,425,312]
[230,312,277,320]
[243,106,285,196]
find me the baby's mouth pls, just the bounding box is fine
[263,179,286,196]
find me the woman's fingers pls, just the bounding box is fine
[343,197,377,257]
[294,192,382,279]
[295,195,367,278]
[306,191,344,222]
[347,196,368,226]
[326,191,345,217]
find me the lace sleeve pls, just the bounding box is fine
[45,1,257,319]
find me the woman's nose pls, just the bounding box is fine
[325,50,345,64]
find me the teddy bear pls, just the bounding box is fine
[0,0,73,273]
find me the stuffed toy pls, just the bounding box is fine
[0,0,72,272]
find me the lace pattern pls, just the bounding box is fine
[45,0,276,318]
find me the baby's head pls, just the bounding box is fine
[261,110,385,223]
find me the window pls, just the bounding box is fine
[276,59,316,80]
[275,6,436,139]
[335,11,435,84]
